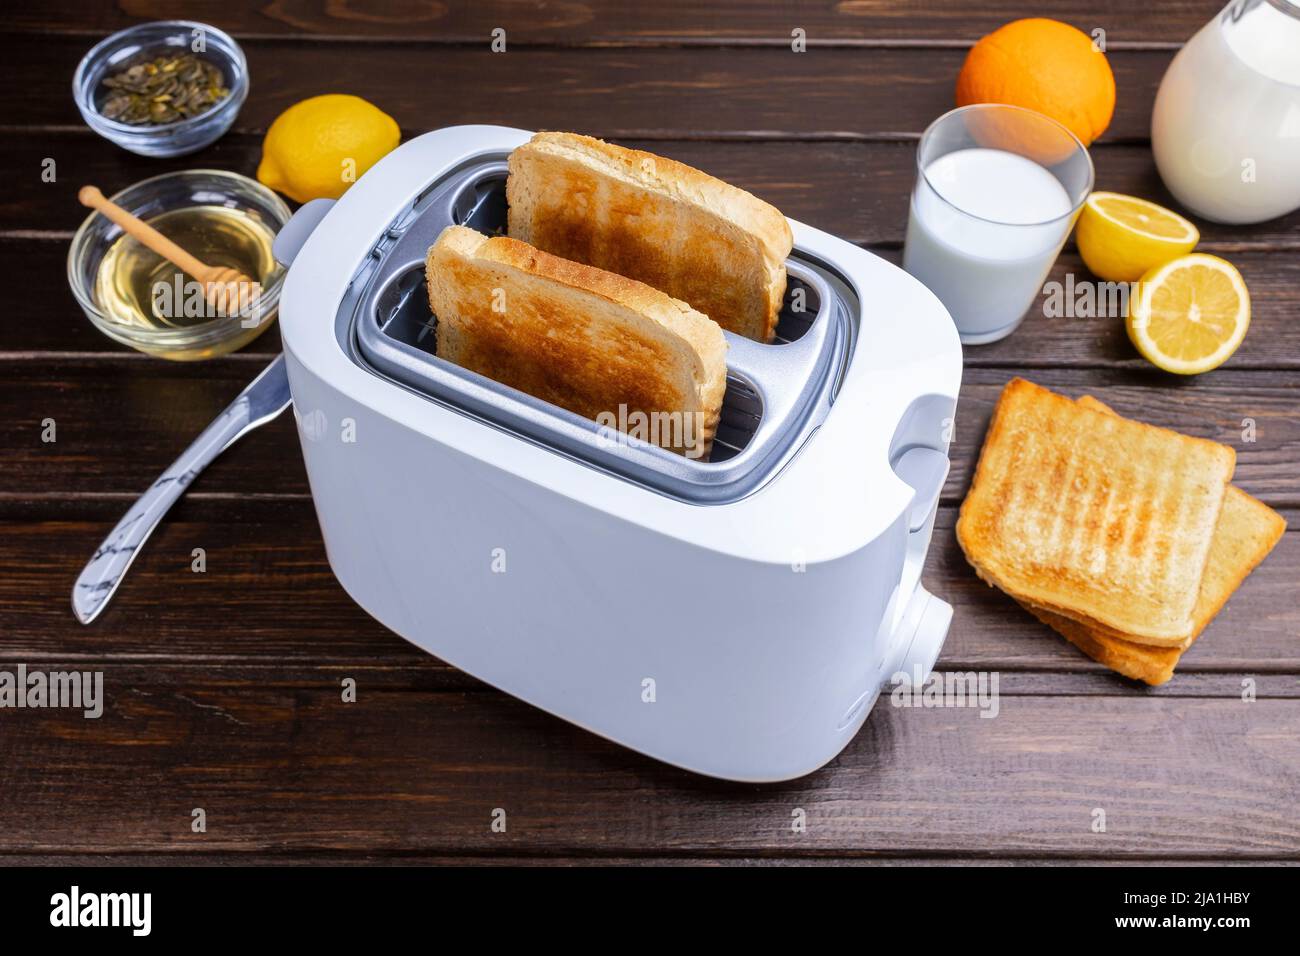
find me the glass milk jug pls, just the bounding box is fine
[1151,0,1300,224]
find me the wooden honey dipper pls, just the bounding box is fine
[78,185,259,316]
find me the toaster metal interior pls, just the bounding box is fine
[336,155,859,504]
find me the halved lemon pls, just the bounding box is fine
[1127,254,1250,375]
[1076,191,1199,282]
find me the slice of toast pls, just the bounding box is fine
[1021,396,1286,684]
[1024,605,1185,685]
[506,132,793,342]
[956,378,1235,644]
[1025,484,1285,684]
[426,225,727,459]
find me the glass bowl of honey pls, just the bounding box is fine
[68,170,292,361]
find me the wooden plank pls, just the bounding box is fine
[944,372,1300,503]
[0,853,1291,865]
[0,498,432,667]
[931,509,1300,675]
[3,36,1171,141]
[2,0,1221,45]
[3,363,1294,501]
[974,672,1300,697]
[3,133,274,238]
[10,134,1300,247]
[1,666,1297,856]
[2,498,1294,673]
[892,248,1300,370]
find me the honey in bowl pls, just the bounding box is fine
[93,204,281,359]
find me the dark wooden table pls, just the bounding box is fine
[2,1,1297,865]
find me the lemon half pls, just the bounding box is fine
[1077,191,1199,282]
[1127,253,1250,375]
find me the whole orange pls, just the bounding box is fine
[956,18,1115,146]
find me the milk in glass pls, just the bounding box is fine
[904,148,1074,343]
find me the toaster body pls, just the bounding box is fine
[277,126,962,781]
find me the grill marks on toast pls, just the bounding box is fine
[957,378,1236,644]
[1021,396,1286,684]
[978,412,1174,608]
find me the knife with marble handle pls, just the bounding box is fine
[71,354,292,624]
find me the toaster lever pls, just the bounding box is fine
[273,198,336,267]
[892,446,949,532]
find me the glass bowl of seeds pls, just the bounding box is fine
[73,20,248,158]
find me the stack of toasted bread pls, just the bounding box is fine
[958,378,1285,685]
[425,132,794,459]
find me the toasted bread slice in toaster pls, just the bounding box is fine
[506,132,793,342]
[1019,396,1286,683]
[426,225,727,459]
[956,378,1235,645]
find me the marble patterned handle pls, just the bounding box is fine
[72,356,292,624]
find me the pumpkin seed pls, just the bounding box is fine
[99,53,229,126]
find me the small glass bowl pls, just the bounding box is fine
[73,20,248,157]
[68,170,292,361]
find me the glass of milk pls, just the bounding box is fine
[1152,0,1300,224]
[904,104,1093,344]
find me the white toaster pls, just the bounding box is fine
[274,125,962,782]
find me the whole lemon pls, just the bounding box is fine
[956,18,1115,147]
[257,94,400,203]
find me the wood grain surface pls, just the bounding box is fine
[1,0,1296,864]
[2,500,1297,675]
[0,36,1179,141]
[2,1,1224,45]
[4,673,1299,858]
[9,135,1300,247]
[5,365,1295,502]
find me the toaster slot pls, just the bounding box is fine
[370,262,768,461]
[712,377,762,461]
[373,264,434,347]
[345,155,853,504]
[446,170,822,345]
[771,272,819,344]
[452,170,507,232]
